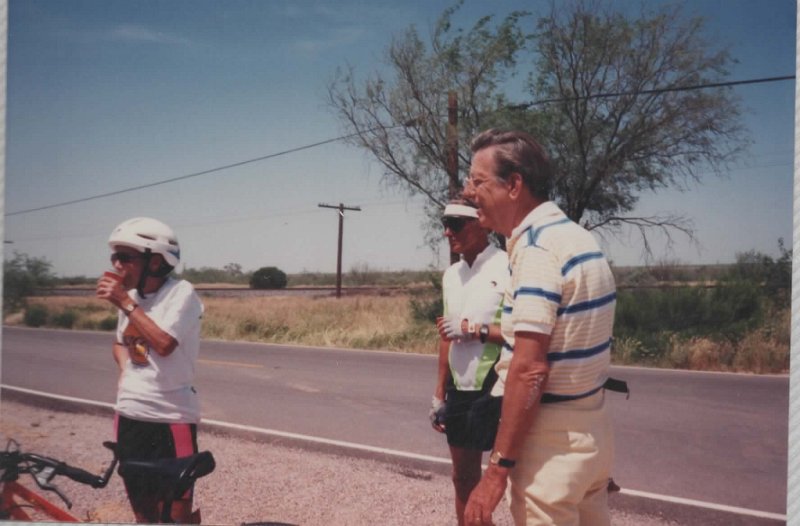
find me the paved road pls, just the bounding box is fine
[0,326,788,522]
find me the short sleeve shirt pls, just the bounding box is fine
[116,278,204,423]
[491,202,616,400]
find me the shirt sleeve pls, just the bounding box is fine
[156,282,204,345]
[510,245,562,335]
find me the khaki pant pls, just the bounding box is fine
[507,391,613,526]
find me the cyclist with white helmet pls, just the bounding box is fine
[96,217,205,524]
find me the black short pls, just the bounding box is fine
[115,414,198,506]
[444,374,502,451]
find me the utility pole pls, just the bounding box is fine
[446,90,459,264]
[318,202,362,298]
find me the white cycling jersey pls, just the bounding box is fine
[443,243,509,391]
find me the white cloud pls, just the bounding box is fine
[109,24,192,46]
[292,26,366,56]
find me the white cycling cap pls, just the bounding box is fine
[442,203,479,218]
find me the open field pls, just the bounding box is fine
[4,287,789,373]
[9,294,440,356]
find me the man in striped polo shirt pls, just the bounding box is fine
[462,129,617,526]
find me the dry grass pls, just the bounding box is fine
[201,296,439,354]
[12,295,440,355]
[9,295,789,371]
[24,297,118,330]
[645,307,790,374]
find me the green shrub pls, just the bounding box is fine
[51,309,78,329]
[409,272,443,323]
[99,316,118,331]
[614,279,769,362]
[24,304,49,327]
[4,253,55,313]
[250,267,288,290]
[410,295,443,323]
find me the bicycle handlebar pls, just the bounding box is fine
[0,439,119,509]
[58,462,104,487]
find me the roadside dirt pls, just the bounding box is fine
[0,399,680,525]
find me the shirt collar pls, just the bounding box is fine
[509,201,565,243]
[460,242,499,270]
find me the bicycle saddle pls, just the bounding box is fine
[118,451,215,498]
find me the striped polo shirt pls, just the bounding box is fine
[490,201,616,401]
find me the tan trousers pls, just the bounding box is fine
[506,391,614,526]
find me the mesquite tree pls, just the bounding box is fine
[328,0,748,254]
[517,0,748,253]
[327,2,526,247]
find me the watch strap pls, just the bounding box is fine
[490,450,516,468]
[496,456,516,468]
[479,324,490,343]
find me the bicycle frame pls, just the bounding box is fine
[0,479,80,522]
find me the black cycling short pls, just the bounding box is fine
[115,414,198,509]
[444,370,502,451]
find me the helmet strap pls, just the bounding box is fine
[137,249,153,299]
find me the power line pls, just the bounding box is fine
[506,75,795,110]
[5,74,794,218]
[5,133,366,217]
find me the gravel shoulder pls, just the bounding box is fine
[0,399,681,525]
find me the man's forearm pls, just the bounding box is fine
[125,308,178,356]
[491,331,551,461]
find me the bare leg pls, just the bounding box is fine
[170,498,196,524]
[449,446,484,526]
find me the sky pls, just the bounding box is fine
[2,0,796,278]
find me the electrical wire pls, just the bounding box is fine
[5,133,366,217]
[5,74,794,218]
[506,75,795,110]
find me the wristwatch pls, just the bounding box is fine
[123,302,138,315]
[489,450,516,468]
[479,324,490,343]
[466,320,476,339]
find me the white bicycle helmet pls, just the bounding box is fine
[108,217,181,268]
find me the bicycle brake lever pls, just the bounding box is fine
[32,466,73,509]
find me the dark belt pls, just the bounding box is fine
[540,377,629,404]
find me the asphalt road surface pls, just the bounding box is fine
[0,326,788,523]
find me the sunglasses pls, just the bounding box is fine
[110,252,144,264]
[442,217,475,233]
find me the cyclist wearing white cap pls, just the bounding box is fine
[430,199,509,526]
[96,217,204,524]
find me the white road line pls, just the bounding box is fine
[617,488,787,522]
[1,384,786,522]
[2,384,116,409]
[200,417,450,465]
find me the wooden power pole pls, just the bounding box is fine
[446,90,459,264]
[318,202,362,298]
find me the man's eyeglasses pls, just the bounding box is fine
[111,252,143,264]
[442,217,475,233]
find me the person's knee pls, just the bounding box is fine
[451,464,481,494]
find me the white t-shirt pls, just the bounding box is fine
[442,243,509,391]
[115,277,204,423]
